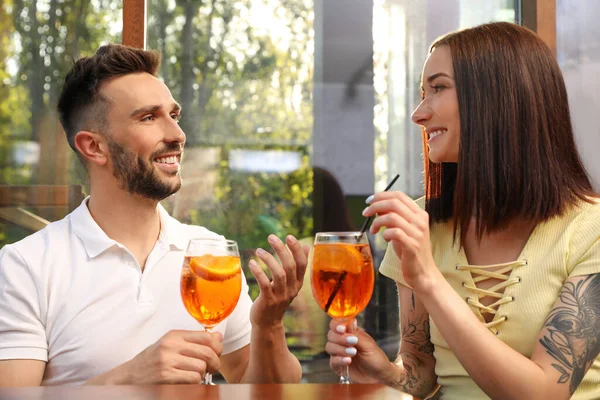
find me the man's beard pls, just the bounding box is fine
[107,137,182,201]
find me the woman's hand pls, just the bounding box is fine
[325,319,398,384]
[363,192,441,293]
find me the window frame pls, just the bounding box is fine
[123,0,556,54]
[123,0,146,48]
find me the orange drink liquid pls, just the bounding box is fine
[311,243,374,319]
[180,254,242,328]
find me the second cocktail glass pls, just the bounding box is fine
[310,232,375,384]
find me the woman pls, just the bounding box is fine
[325,22,600,400]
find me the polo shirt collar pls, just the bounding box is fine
[70,197,116,258]
[157,203,188,251]
[71,197,187,259]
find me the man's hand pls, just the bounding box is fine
[87,330,223,384]
[248,234,309,328]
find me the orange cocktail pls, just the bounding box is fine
[311,239,374,319]
[181,254,242,328]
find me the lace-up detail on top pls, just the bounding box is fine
[456,260,527,334]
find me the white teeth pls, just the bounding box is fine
[429,130,446,139]
[155,156,178,164]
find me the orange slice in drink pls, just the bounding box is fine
[190,255,241,281]
[312,244,363,274]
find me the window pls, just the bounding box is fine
[146,0,314,257]
[557,0,600,189]
[374,0,517,196]
[0,0,122,246]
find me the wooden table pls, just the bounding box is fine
[0,384,413,400]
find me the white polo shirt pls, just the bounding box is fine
[0,198,252,385]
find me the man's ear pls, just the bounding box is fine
[74,131,109,166]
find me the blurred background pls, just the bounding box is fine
[0,0,597,383]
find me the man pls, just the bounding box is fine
[0,44,308,386]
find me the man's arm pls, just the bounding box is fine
[223,234,307,383]
[0,246,48,387]
[0,360,45,387]
[243,322,302,383]
[219,323,302,384]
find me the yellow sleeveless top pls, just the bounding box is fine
[379,198,600,400]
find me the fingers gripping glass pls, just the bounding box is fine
[310,232,375,384]
[180,238,242,384]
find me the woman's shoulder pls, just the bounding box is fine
[536,196,600,231]
[562,196,600,229]
[572,195,600,226]
[559,197,600,273]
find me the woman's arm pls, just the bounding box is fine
[419,273,600,400]
[363,191,600,400]
[324,283,436,397]
[392,284,438,398]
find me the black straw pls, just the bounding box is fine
[324,271,347,314]
[359,173,400,235]
[322,174,400,315]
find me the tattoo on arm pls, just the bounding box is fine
[402,313,435,355]
[392,352,426,394]
[539,274,600,395]
[387,313,435,396]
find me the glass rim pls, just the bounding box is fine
[315,231,363,237]
[314,231,368,243]
[187,238,238,246]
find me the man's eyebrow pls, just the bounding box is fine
[130,105,161,118]
[129,103,182,118]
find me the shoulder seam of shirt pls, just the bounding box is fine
[5,245,46,328]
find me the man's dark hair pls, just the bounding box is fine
[57,44,161,157]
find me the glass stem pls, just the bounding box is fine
[339,365,351,384]
[203,327,216,385]
[334,317,352,384]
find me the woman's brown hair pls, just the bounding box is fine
[423,22,596,244]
